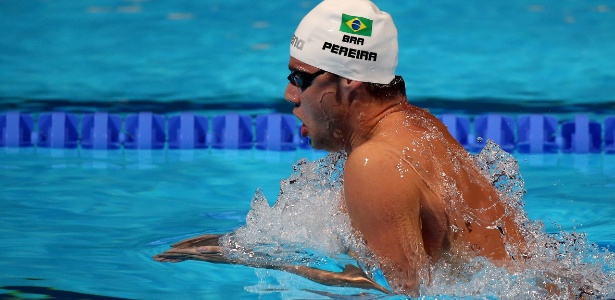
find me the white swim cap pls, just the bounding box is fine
[290,0,398,84]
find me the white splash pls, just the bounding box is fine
[219,142,615,298]
[219,152,355,266]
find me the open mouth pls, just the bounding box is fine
[291,108,307,138]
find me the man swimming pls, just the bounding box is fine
[155,0,527,296]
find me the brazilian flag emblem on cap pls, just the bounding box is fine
[339,13,373,37]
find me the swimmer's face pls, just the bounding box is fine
[285,57,348,151]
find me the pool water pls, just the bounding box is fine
[1,0,615,298]
[1,0,614,112]
[0,149,318,299]
[0,149,613,299]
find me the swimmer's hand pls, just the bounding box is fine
[280,264,391,294]
[153,234,391,294]
[153,234,231,264]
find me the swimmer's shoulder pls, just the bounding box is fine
[347,140,399,169]
[346,140,422,186]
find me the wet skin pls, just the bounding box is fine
[155,56,527,296]
[153,234,391,294]
[285,57,527,295]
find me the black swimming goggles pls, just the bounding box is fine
[287,69,326,91]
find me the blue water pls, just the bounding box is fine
[1,0,615,298]
[1,0,614,112]
[0,149,613,299]
[0,149,316,299]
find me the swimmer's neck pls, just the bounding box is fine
[343,96,410,153]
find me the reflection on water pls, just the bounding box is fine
[0,285,131,300]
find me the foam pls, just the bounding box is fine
[219,152,354,266]
[219,143,615,298]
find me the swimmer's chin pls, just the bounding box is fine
[308,139,345,153]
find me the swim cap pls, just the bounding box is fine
[290,0,398,84]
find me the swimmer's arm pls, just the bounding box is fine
[344,148,427,297]
[153,234,390,294]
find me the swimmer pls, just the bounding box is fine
[155,0,528,296]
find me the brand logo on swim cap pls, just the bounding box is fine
[339,14,372,37]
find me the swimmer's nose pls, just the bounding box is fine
[284,83,300,106]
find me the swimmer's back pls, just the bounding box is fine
[347,103,526,264]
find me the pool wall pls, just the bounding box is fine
[1,111,615,153]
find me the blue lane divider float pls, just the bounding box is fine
[81,112,122,149]
[0,111,35,147]
[517,114,558,154]
[439,114,471,149]
[37,112,79,148]
[255,113,297,151]
[124,112,166,149]
[210,113,253,149]
[168,112,208,149]
[1,111,615,153]
[606,116,615,154]
[471,114,516,153]
[561,114,602,154]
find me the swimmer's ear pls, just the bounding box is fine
[337,78,363,103]
[339,78,363,90]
